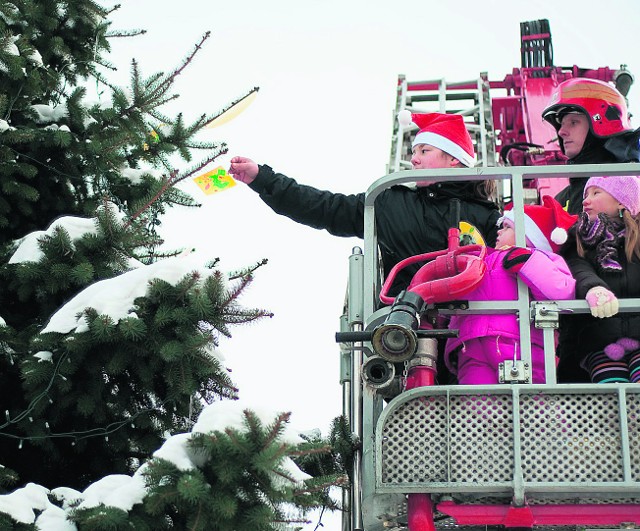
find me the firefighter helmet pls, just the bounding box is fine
[542,78,632,137]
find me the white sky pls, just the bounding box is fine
[70,1,640,528]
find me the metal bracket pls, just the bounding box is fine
[499,360,531,383]
[531,301,560,329]
[342,345,374,357]
[434,300,470,311]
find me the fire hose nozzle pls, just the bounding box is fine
[371,290,423,362]
[371,323,418,363]
[362,355,396,389]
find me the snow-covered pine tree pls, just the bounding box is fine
[0,1,347,528]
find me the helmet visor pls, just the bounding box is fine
[543,106,585,126]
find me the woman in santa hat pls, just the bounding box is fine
[556,176,640,383]
[229,112,500,299]
[444,196,577,384]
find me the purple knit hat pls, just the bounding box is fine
[584,176,640,216]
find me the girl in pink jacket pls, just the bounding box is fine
[445,196,577,384]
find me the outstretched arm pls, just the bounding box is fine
[227,158,366,237]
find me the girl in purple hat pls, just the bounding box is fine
[557,175,640,383]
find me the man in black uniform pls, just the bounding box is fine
[542,78,640,215]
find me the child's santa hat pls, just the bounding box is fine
[499,195,578,253]
[398,110,475,167]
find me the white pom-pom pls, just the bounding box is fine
[397,109,413,127]
[550,227,568,245]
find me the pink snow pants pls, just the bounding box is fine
[456,336,546,385]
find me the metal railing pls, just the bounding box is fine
[340,163,640,530]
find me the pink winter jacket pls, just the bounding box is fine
[444,247,575,368]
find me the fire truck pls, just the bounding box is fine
[336,19,640,531]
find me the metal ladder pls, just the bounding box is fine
[387,74,497,174]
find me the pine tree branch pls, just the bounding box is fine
[202,87,260,128]
[228,259,269,281]
[4,83,23,120]
[274,518,312,525]
[292,475,349,496]
[122,32,211,119]
[106,29,147,38]
[104,3,122,16]
[264,412,291,448]
[189,502,203,531]
[221,273,253,310]
[123,170,177,229]
[169,32,211,85]
[288,445,332,458]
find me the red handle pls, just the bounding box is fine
[379,240,487,306]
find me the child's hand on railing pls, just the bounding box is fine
[585,286,619,318]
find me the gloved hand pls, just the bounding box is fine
[502,246,532,273]
[604,337,640,360]
[586,286,619,318]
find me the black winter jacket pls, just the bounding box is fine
[555,177,589,216]
[249,165,501,297]
[557,231,640,382]
[554,130,640,215]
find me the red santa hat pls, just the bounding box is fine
[499,195,578,253]
[398,110,475,167]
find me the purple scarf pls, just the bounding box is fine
[577,212,626,272]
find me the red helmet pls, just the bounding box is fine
[542,78,632,137]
